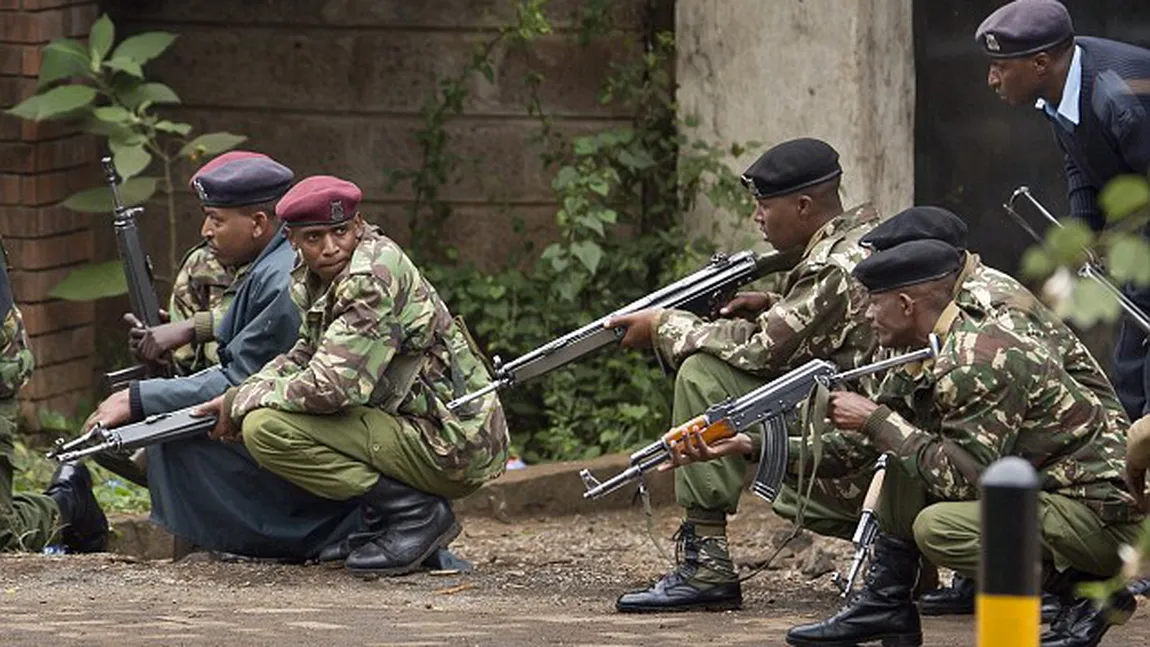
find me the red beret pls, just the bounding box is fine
[276,175,362,226]
[189,150,269,188]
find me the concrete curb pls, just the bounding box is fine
[108,453,681,559]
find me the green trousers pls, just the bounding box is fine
[0,400,59,552]
[672,354,864,540]
[242,407,478,502]
[877,462,1142,579]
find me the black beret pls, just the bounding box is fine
[191,156,294,208]
[860,206,969,251]
[975,0,1073,59]
[852,239,962,294]
[741,138,842,199]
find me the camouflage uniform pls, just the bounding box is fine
[861,303,1143,578]
[805,251,1130,487]
[167,242,236,373]
[0,307,55,552]
[653,204,881,540]
[228,227,509,501]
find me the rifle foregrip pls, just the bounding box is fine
[862,462,888,511]
[663,416,734,452]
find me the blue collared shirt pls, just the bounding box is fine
[1036,45,1083,129]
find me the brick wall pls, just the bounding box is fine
[0,0,99,427]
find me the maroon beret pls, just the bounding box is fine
[276,175,362,227]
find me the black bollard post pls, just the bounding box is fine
[978,456,1040,646]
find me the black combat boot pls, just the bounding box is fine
[1041,568,1136,647]
[316,504,385,563]
[786,534,922,646]
[44,462,109,553]
[615,521,741,613]
[344,475,460,576]
[917,572,975,615]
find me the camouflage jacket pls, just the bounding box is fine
[0,307,33,401]
[653,205,880,377]
[168,242,239,372]
[863,303,1141,523]
[230,227,509,486]
[954,252,1127,427]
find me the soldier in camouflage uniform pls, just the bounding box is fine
[166,242,233,373]
[784,239,1143,647]
[196,175,508,576]
[0,245,107,554]
[606,138,880,612]
[857,205,1132,618]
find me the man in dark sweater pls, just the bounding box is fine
[977,0,1150,429]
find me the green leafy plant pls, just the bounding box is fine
[391,0,758,462]
[5,13,246,299]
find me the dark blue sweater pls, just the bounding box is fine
[1049,36,1150,232]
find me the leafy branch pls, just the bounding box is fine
[6,14,246,301]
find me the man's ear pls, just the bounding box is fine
[1032,52,1049,76]
[898,292,915,317]
[251,210,269,238]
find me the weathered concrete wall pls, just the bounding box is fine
[676,0,915,247]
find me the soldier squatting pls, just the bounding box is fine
[1,0,1149,645]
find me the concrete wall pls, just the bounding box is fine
[676,0,915,247]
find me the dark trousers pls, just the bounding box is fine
[1113,284,1150,420]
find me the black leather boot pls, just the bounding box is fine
[615,522,741,613]
[317,503,385,563]
[786,534,922,646]
[917,572,975,615]
[344,475,460,576]
[1042,592,1065,624]
[44,462,108,553]
[1041,581,1136,647]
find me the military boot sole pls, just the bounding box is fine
[346,520,461,577]
[786,632,922,647]
[614,597,743,614]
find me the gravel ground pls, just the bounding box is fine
[1,498,1146,646]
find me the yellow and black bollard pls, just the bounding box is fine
[977,456,1040,646]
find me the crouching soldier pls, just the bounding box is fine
[197,175,509,575]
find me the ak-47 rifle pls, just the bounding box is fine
[831,453,889,597]
[47,405,216,463]
[578,336,940,502]
[447,248,802,412]
[101,155,168,392]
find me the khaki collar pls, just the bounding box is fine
[803,213,842,256]
[953,251,978,296]
[900,300,960,378]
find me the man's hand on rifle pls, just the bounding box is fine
[718,291,773,321]
[125,313,194,363]
[605,308,664,349]
[660,430,754,471]
[828,391,880,431]
[194,395,242,444]
[83,389,132,432]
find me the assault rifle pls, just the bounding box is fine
[101,156,167,392]
[447,248,801,412]
[47,404,216,463]
[578,336,940,502]
[832,453,889,597]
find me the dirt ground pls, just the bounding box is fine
[1,500,1147,646]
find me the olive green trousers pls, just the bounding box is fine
[0,400,59,552]
[242,407,477,502]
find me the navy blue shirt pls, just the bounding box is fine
[132,226,301,414]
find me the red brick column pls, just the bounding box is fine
[0,0,100,428]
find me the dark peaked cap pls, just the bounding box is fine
[741,138,842,199]
[860,206,969,251]
[192,156,293,208]
[975,0,1074,59]
[852,239,963,294]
